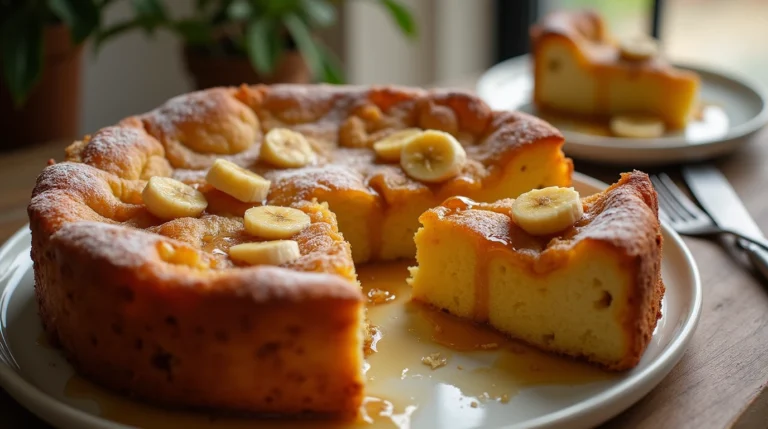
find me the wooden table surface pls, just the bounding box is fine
[2,128,768,428]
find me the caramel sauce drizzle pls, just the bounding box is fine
[367,200,385,261]
[473,249,491,323]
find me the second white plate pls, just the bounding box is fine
[477,55,768,166]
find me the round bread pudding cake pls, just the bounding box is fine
[27,85,575,418]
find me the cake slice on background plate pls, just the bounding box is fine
[531,9,699,137]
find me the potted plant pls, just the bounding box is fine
[0,0,104,149]
[99,0,416,88]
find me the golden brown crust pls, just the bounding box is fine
[28,84,569,415]
[423,171,663,370]
[66,125,173,180]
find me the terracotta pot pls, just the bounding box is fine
[183,46,311,90]
[0,25,83,150]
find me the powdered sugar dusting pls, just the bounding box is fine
[266,165,369,205]
[32,162,113,198]
[53,221,155,268]
[146,89,225,138]
[80,126,163,179]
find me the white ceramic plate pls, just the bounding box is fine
[477,54,768,166]
[0,173,701,429]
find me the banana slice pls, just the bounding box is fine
[142,176,208,220]
[610,115,665,138]
[373,128,422,162]
[400,130,467,183]
[244,205,311,239]
[206,159,271,203]
[229,240,301,266]
[619,36,659,62]
[511,187,583,235]
[260,128,314,168]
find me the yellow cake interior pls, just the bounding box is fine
[411,224,630,365]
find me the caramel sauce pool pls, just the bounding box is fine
[60,261,613,428]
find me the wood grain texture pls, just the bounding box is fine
[1,128,767,428]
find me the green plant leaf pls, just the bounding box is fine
[174,19,213,46]
[300,0,336,28]
[1,8,44,106]
[47,0,100,43]
[131,0,166,31]
[316,41,343,84]
[263,0,300,16]
[380,0,416,39]
[132,0,166,19]
[267,30,285,71]
[94,18,152,51]
[283,13,322,81]
[245,17,276,75]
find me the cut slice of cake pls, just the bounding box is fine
[409,171,664,370]
[531,10,699,130]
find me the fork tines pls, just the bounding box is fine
[650,173,715,234]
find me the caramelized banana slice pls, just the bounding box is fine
[512,187,583,235]
[619,36,659,62]
[229,240,301,266]
[400,130,467,183]
[244,205,311,239]
[260,128,314,168]
[206,159,271,203]
[373,128,422,162]
[610,115,665,138]
[142,177,207,220]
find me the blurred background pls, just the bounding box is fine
[1,0,766,148]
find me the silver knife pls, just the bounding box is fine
[682,164,768,280]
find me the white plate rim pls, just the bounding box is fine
[0,175,703,429]
[476,53,768,151]
[0,226,132,429]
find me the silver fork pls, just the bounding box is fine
[650,173,768,252]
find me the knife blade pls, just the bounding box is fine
[682,164,768,280]
[682,165,764,237]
